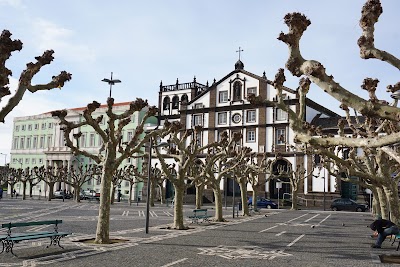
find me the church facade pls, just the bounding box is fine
[157,60,343,205]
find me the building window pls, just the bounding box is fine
[32,158,36,164]
[41,123,46,130]
[28,124,32,131]
[193,115,202,126]
[276,108,288,121]
[172,95,179,109]
[127,131,133,142]
[15,125,19,132]
[247,129,256,142]
[12,158,17,164]
[21,125,26,131]
[13,137,18,149]
[26,137,31,149]
[246,110,256,123]
[97,134,102,146]
[34,123,39,130]
[25,158,29,164]
[276,128,286,145]
[39,159,43,164]
[125,181,129,187]
[80,134,86,148]
[33,136,38,149]
[194,132,202,146]
[181,94,188,104]
[20,137,25,149]
[90,133,95,147]
[233,81,242,101]
[48,123,53,129]
[194,103,203,109]
[47,135,52,148]
[247,87,257,97]
[87,178,92,185]
[219,91,228,103]
[163,96,170,110]
[217,112,227,125]
[39,136,45,148]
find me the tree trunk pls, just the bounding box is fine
[172,184,186,229]
[376,186,388,219]
[29,181,33,198]
[251,188,258,212]
[195,184,204,209]
[291,184,299,210]
[95,166,113,244]
[75,185,81,203]
[383,183,400,224]
[110,184,115,205]
[238,179,249,216]
[213,187,224,222]
[159,185,165,204]
[22,181,27,200]
[371,187,381,218]
[47,182,55,201]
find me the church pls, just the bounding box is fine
[156,57,346,206]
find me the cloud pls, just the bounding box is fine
[0,0,25,8]
[32,18,96,63]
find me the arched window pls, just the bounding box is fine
[233,81,242,101]
[181,94,188,105]
[163,96,170,110]
[172,95,179,109]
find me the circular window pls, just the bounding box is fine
[232,113,241,123]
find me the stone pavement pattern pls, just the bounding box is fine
[0,198,393,266]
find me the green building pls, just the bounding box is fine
[10,102,154,200]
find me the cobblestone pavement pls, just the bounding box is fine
[0,197,394,266]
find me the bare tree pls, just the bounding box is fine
[120,164,145,206]
[52,98,158,244]
[154,122,218,229]
[33,166,63,201]
[65,164,100,202]
[0,30,71,123]
[18,167,35,200]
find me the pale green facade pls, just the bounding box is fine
[10,102,156,200]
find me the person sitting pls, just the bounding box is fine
[370,218,399,248]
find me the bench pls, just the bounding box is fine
[188,209,212,224]
[0,220,71,257]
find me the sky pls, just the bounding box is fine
[0,0,398,163]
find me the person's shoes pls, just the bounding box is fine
[371,244,381,248]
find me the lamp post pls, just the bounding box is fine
[102,72,121,98]
[145,139,169,234]
[0,153,6,166]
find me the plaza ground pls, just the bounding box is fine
[0,197,397,266]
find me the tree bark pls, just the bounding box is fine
[95,165,113,244]
[213,187,224,221]
[172,184,186,229]
[47,182,55,201]
[239,179,249,216]
[129,183,133,206]
[376,186,388,219]
[195,184,204,209]
[291,184,299,210]
[22,181,27,200]
[74,185,81,203]
[110,184,115,205]
[383,183,400,224]
[159,185,166,204]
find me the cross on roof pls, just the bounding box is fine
[236,46,244,60]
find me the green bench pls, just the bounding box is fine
[188,209,212,224]
[0,220,71,257]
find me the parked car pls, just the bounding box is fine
[248,197,278,209]
[330,198,368,212]
[52,191,71,199]
[81,190,100,200]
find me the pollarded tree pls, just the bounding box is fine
[65,163,101,202]
[34,166,63,201]
[200,132,246,221]
[0,30,71,123]
[18,167,35,200]
[250,0,400,221]
[120,164,145,206]
[52,98,158,244]
[154,122,218,229]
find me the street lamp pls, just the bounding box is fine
[145,139,169,234]
[102,72,121,98]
